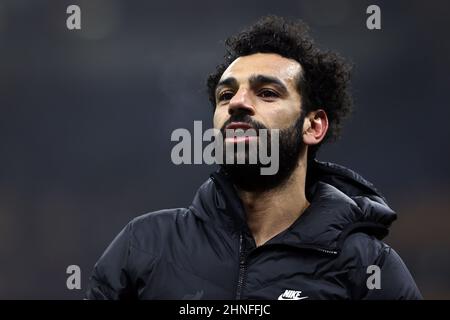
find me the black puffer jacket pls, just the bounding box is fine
[87,161,422,300]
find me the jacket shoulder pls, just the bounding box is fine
[337,232,422,299]
[86,207,192,300]
[128,208,191,254]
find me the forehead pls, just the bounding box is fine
[220,53,302,85]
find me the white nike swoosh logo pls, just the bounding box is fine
[278,295,309,300]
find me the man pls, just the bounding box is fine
[87,16,422,300]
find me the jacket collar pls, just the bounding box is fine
[190,160,397,252]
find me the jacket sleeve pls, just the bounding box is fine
[361,246,422,300]
[85,222,136,300]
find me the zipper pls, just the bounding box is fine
[253,242,339,256]
[235,232,247,300]
[312,247,338,255]
[234,235,338,300]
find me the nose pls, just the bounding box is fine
[228,88,256,116]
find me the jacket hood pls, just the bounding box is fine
[190,160,397,252]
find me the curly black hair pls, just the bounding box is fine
[207,15,352,156]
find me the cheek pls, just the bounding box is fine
[213,109,225,129]
[263,104,300,129]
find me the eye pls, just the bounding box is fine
[258,89,280,99]
[217,91,234,102]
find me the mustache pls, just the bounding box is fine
[220,113,268,136]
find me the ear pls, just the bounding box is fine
[302,109,329,146]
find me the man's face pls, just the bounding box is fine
[212,53,307,191]
[213,53,303,134]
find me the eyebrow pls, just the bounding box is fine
[215,77,239,96]
[248,75,288,95]
[215,74,289,97]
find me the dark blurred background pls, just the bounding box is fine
[0,0,449,299]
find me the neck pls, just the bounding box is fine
[236,156,310,247]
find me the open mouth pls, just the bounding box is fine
[224,122,258,143]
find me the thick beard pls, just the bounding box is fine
[220,112,305,192]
